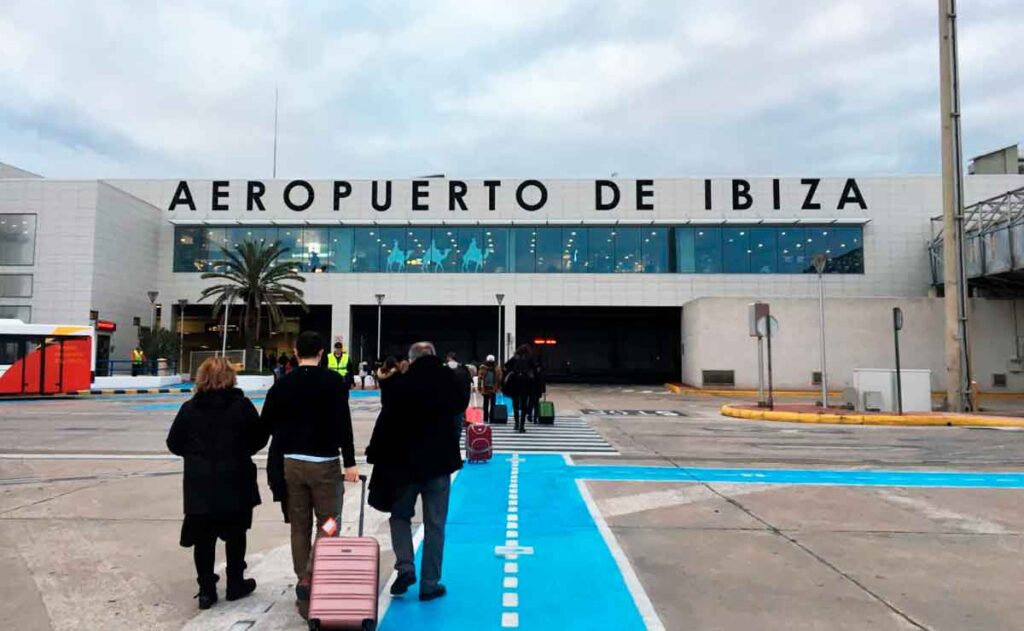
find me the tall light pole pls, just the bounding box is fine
[375,294,385,361]
[221,293,232,357]
[147,290,159,331]
[496,293,505,364]
[938,0,972,411]
[178,298,188,375]
[812,254,829,408]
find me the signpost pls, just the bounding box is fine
[749,302,776,409]
[893,307,904,415]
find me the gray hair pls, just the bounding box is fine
[408,341,436,362]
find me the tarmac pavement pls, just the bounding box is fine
[2,386,1024,630]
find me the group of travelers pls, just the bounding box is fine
[168,331,470,620]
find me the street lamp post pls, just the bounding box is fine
[375,294,385,361]
[496,293,505,364]
[812,254,829,408]
[178,298,188,375]
[147,291,159,331]
[221,293,232,357]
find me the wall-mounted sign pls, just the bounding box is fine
[96,320,116,333]
[532,338,558,346]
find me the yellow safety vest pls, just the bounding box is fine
[328,352,350,377]
[131,350,144,364]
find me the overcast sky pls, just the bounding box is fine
[1,0,1021,179]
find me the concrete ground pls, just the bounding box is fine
[2,386,1024,630]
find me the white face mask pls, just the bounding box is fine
[447,360,458,369]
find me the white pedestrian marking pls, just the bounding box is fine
[504,577,519,589]
[463,417,617,454]
[502,612,519,628]
[503,592,519,607]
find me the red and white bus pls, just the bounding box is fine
[0,320,94,396]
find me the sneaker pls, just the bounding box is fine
[390,572,417,596]
[419,584,447,601]
[295,575,311,601]
[226,578,257,601]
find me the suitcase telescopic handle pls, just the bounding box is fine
[357,474,367,537]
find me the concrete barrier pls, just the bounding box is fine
[92,376,182,389]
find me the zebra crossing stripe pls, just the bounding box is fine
[462,416,618,454]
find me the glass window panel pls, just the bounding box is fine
[722,228,750,273]
[205,228,230,272]
[404,227,432,272]
[302,227,330,273]
[377,228,407,273]
[482,227,509,273]
[0,305,30,321]
[0,274,32,297]
[0,214,36,265]
[694,227,722,273]
[641,227,668,273]
[351,228,380,272]
[777,227,811,273]
[457,227,484,273]
[563,227,588,272]
[589,227,615,273]
[675,227,695,273]
[432,227,461,272]
[329,228,353,273]
[512,228,536,273]
[614,227,640,273]
[749,228,777,273]
[535,227,563,273]
[275,227,305,271]
[826,227,863,274]
[174,226,208,272]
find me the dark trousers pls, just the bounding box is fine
[512,394,530,431]
[482,393,496,422]
[194,533,246,586]
[284,458,343,578]
[390,474,451,593]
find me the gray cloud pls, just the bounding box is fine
[0,0,1020,178]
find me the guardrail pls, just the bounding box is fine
[97,359,179,377]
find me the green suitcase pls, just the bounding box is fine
[538,399,555,425]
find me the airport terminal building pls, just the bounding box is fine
[1,163,1023,391]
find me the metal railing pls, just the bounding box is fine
[97,359,180,377]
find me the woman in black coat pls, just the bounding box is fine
[167,357,269,609]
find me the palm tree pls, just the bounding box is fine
[200,240,307,362]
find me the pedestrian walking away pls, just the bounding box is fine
[259,331,359,621]
[166,356,268,610]
[477,354,502,423]
[503,344,538,433]
[365,341,470,602]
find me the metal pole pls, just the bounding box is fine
[766,316,775,411]
[757,334,765,406]
[939,0,971,411]
[179,304,185,375]
[894,309,904,415]
[376,304,382,361]
[497,306,502,364]
[221,295,231,357]
[818,270,828,407]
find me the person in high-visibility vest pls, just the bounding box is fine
[326,342,354,389]
[131,347,146,377]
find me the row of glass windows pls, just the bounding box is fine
[0,214,37,266]
[174,225,864,274]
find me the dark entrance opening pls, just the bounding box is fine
[516,307,680,384]
[351,305,504,366]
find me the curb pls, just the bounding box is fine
[669,383,1024,401]
[721,404,1024,427]
[72,388,194,396]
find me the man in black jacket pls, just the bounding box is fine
[260,331,359,613]
[377,341,470,602]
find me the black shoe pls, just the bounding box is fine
[391,572,417,596]
[226,577,257,601]
[295,575,311,601]
[195,573,219,610]
[419,584,447,601]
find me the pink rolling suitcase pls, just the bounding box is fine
[308,475,379,631]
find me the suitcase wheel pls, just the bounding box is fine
[363,620,377,631]
[308,620,320,631]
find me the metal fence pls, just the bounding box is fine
[97,359,180,377]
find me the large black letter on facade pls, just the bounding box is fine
[801,178,821,210]
[772,179,781,210]
[732,179,752,210]
[449,180,468,211]
[483,180,501,211]
[168,180,196,211]
[246,181,266,211]
[595,180,620,211]
[412,180,429,211]
[636,179,654,211]
[212,180,230,211]
[333,181,352,211]
[516,180,547,212]
[704,179,712,211]
[838,178,867,210]
[372,180,392,212]
[283,180,314,212]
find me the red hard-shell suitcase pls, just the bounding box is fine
[466,407,484,424]
[466,423,493,463]
[308,475,379,631]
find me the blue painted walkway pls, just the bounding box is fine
[380,455,1024,630]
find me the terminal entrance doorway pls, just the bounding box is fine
[516,307,680,384]
[350,305,504,366]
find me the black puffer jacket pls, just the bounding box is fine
[167,388,268,515]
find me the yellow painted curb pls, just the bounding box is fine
[721,404,1024,427]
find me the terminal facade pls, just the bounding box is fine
[1,165,1022,391]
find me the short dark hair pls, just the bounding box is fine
[446,351,457,360]
[296,331,323,359]
[334,342,343,349]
